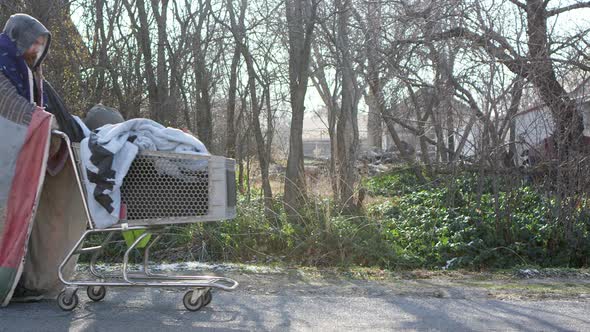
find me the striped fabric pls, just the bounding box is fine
[0,73,34,125]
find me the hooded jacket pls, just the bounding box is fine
[0,14,84,142]
[0,14,51,105]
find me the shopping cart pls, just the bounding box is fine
[52,130,239,312]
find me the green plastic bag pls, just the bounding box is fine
[122,230,152,249]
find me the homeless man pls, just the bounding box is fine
[0,13,86,305]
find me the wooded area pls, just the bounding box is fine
[2,0,590,268]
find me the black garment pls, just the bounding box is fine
[44,81,85,142]
[11,279,43,303]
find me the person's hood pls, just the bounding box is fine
[3,13,51,69]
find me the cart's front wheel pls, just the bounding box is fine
[57,291,79,311]
[183,290,204,311]
[203,289,212,307]
[87,286,106,302]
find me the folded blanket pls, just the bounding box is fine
[80,118,209,228]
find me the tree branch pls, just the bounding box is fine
[508,0,527,10]
[548,57,590,72]
[547,1,590,17]
[421,27,529,77]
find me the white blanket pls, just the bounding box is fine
[80,118,209,228]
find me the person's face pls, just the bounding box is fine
[23,35,46,67]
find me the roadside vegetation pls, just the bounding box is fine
[87,167,590,271]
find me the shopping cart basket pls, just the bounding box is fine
[52,130,238,312]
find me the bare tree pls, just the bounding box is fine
[188,0,216,148]
[310,37,341,200]
[217,0,279,219]
[283,0,319,220]
[225,3,244,158]
[121,0,176,125]
[418,0,590,152]
[335,0,361,211]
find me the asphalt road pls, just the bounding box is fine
[1,286,589,331]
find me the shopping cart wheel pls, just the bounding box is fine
[183,290,204,311]
[87,286,107,302]
[57,290,79,311]
[203,289,212,307]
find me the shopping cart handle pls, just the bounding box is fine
[51,129,70,143]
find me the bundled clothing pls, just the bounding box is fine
[80,118,209,229]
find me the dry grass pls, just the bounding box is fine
[246,160,336,199]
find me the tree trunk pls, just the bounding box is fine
[335,0,360,211]
[526,0,584,147]
[366,0,382,151]
[367,94,383,150]
[152,0,172,125]
[226,44,240,158]
[284,0,317,220]
[191,1,214,147]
